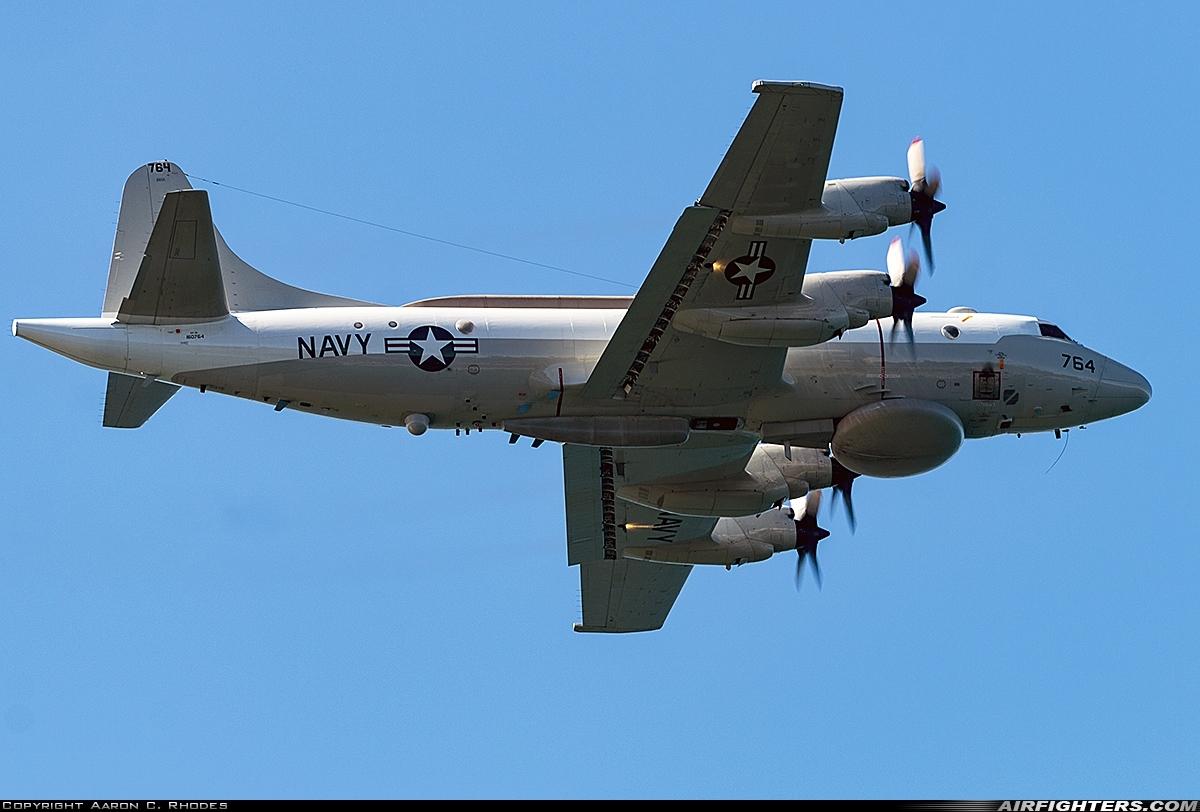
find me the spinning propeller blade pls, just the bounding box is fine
[906,138,946,270]
[886,237,926,351]
[830,457,860,533]
[792,490,830,589]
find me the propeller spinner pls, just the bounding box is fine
[907,138,946,269]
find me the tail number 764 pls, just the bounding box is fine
[1062,354,1096,373]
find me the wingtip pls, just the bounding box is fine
[751,80,844,96]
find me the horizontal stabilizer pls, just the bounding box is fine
[103,372,179,428]
[118,190,228,325]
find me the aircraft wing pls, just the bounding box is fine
[563,434,758,632]
[580,81,842,405]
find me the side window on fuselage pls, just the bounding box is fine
[1038,322,1072,341]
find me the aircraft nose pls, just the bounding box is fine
[1095,359,1151,418]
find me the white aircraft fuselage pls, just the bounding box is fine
[13,302,1149,439]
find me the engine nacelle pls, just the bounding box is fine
[802,270,893,330]
[673,272,892,347]
[728,177,911,242]
[754,443,833,494]
[622,509,798,567]
[672,301,849,348]
[617,444,831,517]
[832,399,963,477]
[825,177,913,230]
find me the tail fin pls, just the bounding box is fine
[117,189,228,324]
[102,161,378,317]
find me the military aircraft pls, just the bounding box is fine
[13,81,1150,633]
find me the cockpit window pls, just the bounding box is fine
[1038,322,1073,341]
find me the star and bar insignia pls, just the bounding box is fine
[383,325,478,372]
[723,240,776,300]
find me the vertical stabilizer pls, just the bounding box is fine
[102,161,378,316]
[117,189,228,324]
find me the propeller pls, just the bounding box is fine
[830,457,860,533]
[906,137,946,269]
[790,490,831,589]
[887,237,927,349]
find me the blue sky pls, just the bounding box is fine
[2,1,1197,799]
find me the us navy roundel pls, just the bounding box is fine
[407,325,479,372]
[723,240,776,301]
